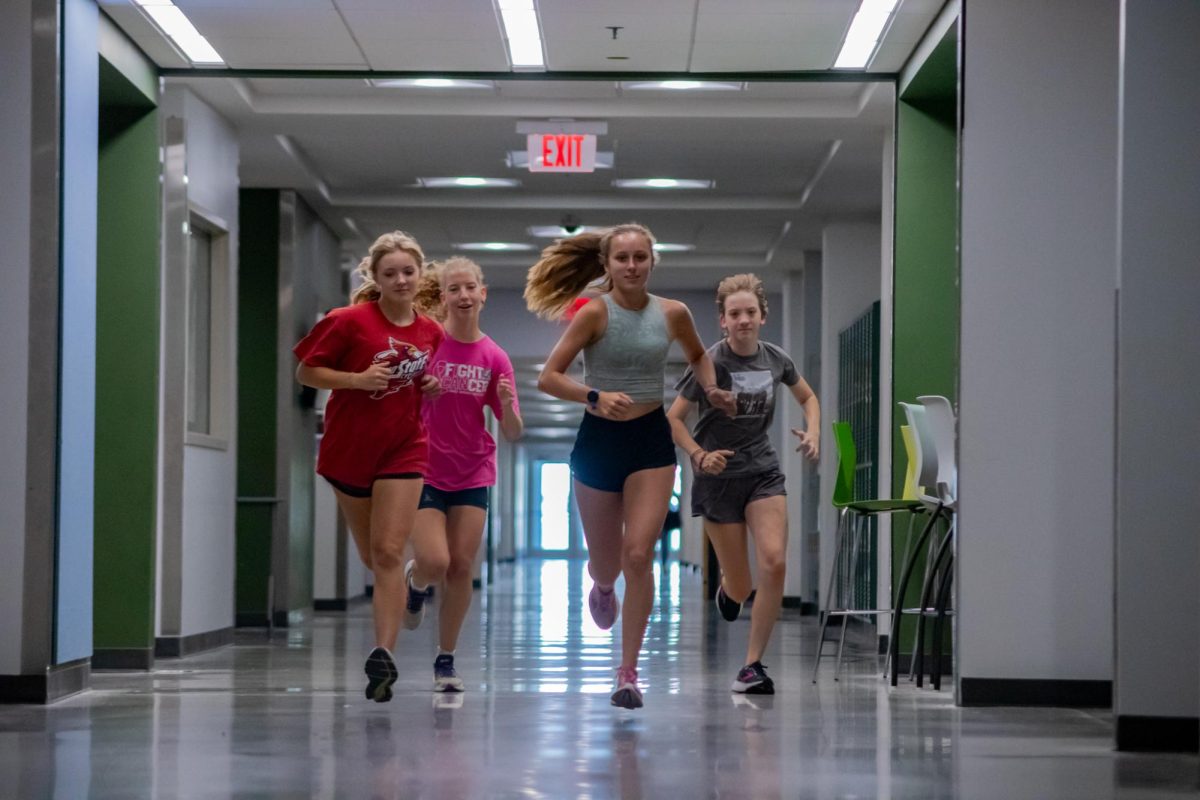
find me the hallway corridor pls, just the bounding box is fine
[1,560,1194,799]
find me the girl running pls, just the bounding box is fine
[526,223,736,709]
[294,230,443,703]
[406,257,524,693]
[667,273,820,695]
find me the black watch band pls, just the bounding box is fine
[586,388,599,409]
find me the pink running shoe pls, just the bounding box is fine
[611,666,643,709]
[588,584,620,630]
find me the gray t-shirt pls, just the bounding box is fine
[677,340,799,478]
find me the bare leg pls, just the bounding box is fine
[618,466,675,669]
[704,520,751,602]
[439,505,487,651]
[332,489,374,570]
[743,495,788,665]
[368,478,423,651]
[410,507,451,590]
[573,480,624,587]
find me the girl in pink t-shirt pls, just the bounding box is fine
[408,257,524,692]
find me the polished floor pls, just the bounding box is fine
[2,559,1196,799]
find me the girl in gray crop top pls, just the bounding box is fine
[526,223,735,710]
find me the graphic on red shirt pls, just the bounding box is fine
[372,336,432,399]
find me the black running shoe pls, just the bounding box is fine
[403,560,431,630]
[433,654,464,693]
[715,583,742,622]
[364,647,398,703]
[731,661,775,695]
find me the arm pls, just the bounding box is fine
[537,301,634,419]
[666,395,735,476]
[663,300,737,416]
[788,376,821,461]
[496,374,524,442]
[296,361,389,392]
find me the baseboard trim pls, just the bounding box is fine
[156,626,234,658]
[0,658,90,704]
[313,598,347,611]
[960,677,1112,708]
[1116,715,1199,753]
[782,597,817,615]
[92,648,154,671]
[235,612,269,628]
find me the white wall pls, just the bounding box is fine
[0,0,34,676]
[958,0,1117,686]
[160,87,240,638]
[816,222,883,605]
[1114,0,1200,726]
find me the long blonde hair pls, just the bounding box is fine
[350,230,425,304]
[414,256,486,322]
[716,273,769,317]
[523,223,659,319]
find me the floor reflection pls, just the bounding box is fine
[0,558,1195,799]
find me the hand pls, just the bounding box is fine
[352,362,392,392]
[792,428,819,461]
[419,374,442,397]
[698,449,735,475]
[705,387,737,417]
[497,375,516,407]
[595,391,634,420]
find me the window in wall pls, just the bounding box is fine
[186,224,213,435]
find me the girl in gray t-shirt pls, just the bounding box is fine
[667,273,820,695]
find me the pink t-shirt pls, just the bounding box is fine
[422,334,519,492]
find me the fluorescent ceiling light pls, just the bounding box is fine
[528,225,603,238]
[368,78,495,89]
[454,242,536,251]
[652,243,695,252]
[623,81,743,91]
[135,0,224,65]
[496,1,545,69]
[612,178,714,190]
[507,150,614,169]
[418,177,520,188]
[833,0,899,69]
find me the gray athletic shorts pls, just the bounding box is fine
[691,469,787,524]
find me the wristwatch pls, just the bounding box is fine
[586,388,600,409]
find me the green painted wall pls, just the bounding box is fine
[93,57,159,657]
[891,27,959,657]
[235,189,281,623]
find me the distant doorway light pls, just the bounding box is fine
[833,0,899,69]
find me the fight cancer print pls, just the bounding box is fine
[436,362,493,396]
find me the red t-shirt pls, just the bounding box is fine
[293,302,444,484]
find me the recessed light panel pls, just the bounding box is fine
[833,0,899,69]
[134,0,223,65]
[612,178,714,190]
[454,242,536,252]
[418,177,521,188]
[622,81,743,91]
[367,78,495,90]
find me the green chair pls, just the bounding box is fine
[812,421,925,682]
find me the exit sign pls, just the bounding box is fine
[526,133,597,173]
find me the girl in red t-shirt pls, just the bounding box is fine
[294,230,443,703]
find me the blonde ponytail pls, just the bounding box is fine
[414,260,445,321]
[523,223,658,319]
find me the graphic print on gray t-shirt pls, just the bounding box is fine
[677,340,799,478]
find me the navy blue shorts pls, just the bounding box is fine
[418,484,489,513]
[570,407,677,493]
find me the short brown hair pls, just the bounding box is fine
[716,273,768,317]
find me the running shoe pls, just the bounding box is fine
[364,647,398,703]
[610,666,644,709]
[588,584,620,630]
[433,653,465,693]
[715,583,742,622]
[403,560,431,630]
[731,661,775,695]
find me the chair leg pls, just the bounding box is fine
[834,513,864,681]
[888,505,942,686]
[812,508,849,683]
[930,553,954,691]
[883,513,920,680]
[915,518,955,688]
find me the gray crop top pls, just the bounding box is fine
[583,293,671,403]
